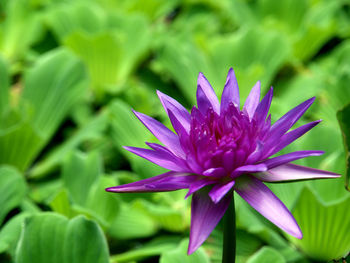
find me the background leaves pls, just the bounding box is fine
[0,0,349,262]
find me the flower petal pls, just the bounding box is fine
[202,167,227,178]
[263,150,324,169]
[267,120,321,156]
[185,178,216,199]
[231,163,267,178]
[209,181,235,203]
[124,146,188,172]
[220,68,240,113]
[254,87,273,123]
[133,111,185,158]
[188,188,232,254]
[234,176,302,238]
[254,163,341,182]
[243,81,261,120]
[266,97,315,143]
[196,72,220,114]
[106,172,195,193]
[157,90,191,133]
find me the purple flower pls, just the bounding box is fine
[106,68,340,254]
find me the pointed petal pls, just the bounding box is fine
[157,90,191,133]
[221,68,239,113]
[106,172,195,193]
[209,181,235,203]
[254,87,273,123]
[263,150,324,169]
[268,120,321,156]
[196,72,220,114]
[167,109,189,140]
[185,178,215,199]
[133,111,185,158]
[254,163,341,182]
[231,163,267,178]
[124,146,188,172]
[243,81,261,119]
[268,97,315,140]
[235,176,302,238]
[188,188,232,254]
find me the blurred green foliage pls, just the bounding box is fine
[0,0,349,262]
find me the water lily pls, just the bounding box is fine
[106,68,340,257]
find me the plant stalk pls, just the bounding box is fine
[222,192,236,263]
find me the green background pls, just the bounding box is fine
[0,0,349,262]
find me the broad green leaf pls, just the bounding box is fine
[85,176,120,227]
[65,14,151,98]
[133,199,188,232]
[46,1,106,40]
[28,110,108,178]
[0,166,26,225]
[62,151,101,205]
[109,201,157,240]
[246,247,285,263]
[229,0,341,61]
[0,0,41,61]
[0,55,9,115]
[117,0,178,21]
[159,239,210,263]
[337,103,350,191]
[0,213,30,257]
[29,179,62,204]
[16,213,109,263]
[0,111,43,171]
[0,48,87,172]
[154,27,290,104]
[49,189,76,219]
[56,151,119,227]
[289,187,350,261]
[21,48,87,141]
[207,27,290,99]
[110,237,180,263]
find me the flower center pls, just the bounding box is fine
[188,103,264,175]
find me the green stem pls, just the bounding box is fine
[222,192,236,263]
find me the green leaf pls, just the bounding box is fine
[55,150,120,227]
[0,55,9,115]
[64,14,150,98]
[0,48,87,172]
[0,0,42,61]
[109,201,157,240]
[110,237,180,263]
[0,166,26,225]
[46,1,106,40]
[21,48,87,141]
[154,27,290,104]
[289,187,350,261]
[246,247,286,263]
[16,213,109,263]
[0,213,30,257]
[0,111,43,171]
[133,198,188,232]
[85,176,120,227]
[337,103,350,191]
[62,151,101,206]
[29,110,108,178]
[159,239,210,263]
[49,189,76,219]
